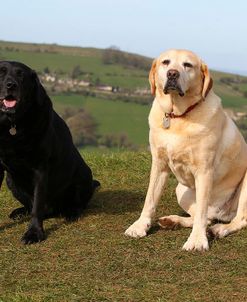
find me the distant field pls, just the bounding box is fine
[1,40,247,94]
[52,94,150,146]
[0,48,148,89]
[220,94,247,109]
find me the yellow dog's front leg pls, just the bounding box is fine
[125,157,169,238]
[183,170,213,251]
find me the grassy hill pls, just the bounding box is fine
[0,41,149,89]
[0,151,246,301]
[1,40,247,148]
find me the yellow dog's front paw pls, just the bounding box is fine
[125,217,151,238]
[182,232,209,251]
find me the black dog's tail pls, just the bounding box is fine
[63,179,100,221]
[92,179,101,191]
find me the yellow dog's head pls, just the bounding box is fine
[149,49,213,100]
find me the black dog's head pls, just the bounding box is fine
[0,61,40,115]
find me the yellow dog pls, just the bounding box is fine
[125,49,247,251]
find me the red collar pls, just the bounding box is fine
[165,98,204,119]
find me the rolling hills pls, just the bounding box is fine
[1,40,247,148]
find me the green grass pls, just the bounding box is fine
[220,94,247,109]
[52,94,150,146]
[0,152,247,301]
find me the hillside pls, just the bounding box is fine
[0,40,150,89]
[1,40,247,148]
[0,151,246,301]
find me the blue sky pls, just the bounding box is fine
[1,0,247,74]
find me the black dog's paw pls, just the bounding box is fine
[21,227,46,244]
[9,207,30,220]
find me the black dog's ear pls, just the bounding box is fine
[31,69,40,85]
[31,69,38,77]
[31,70,51,106]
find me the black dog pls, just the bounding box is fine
[0,61,100,244]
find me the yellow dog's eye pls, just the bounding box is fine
[183,62,193,68]
[162,59,170,66]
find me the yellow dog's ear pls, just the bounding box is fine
[201,62,213,99]
[149,59,157,95]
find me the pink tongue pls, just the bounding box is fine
[3,99,17,108]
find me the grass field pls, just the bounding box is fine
[220,94,247,109]
[0,152,247,302]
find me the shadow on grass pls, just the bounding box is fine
[0,190,145,236]
[88,189,145,215]
[0,215,29,232]
[148,224,162,236]
[45,222,64,236]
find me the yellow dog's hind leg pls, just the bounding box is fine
[210,172,247,238]
[158,183,196,229]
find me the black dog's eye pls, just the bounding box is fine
[183,62,193,68]
[0,66,7,75]
[162,59,170,66]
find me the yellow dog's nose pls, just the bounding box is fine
[167,69,180,79]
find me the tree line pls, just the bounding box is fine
[102,47,151,71]
[62,107,136,150]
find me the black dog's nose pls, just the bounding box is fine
[6,80,17,90]
[167,69,180,79]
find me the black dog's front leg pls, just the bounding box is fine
[22,169,47,244]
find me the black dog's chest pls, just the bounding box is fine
[0,138,41,173]
[1,154,33,175]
